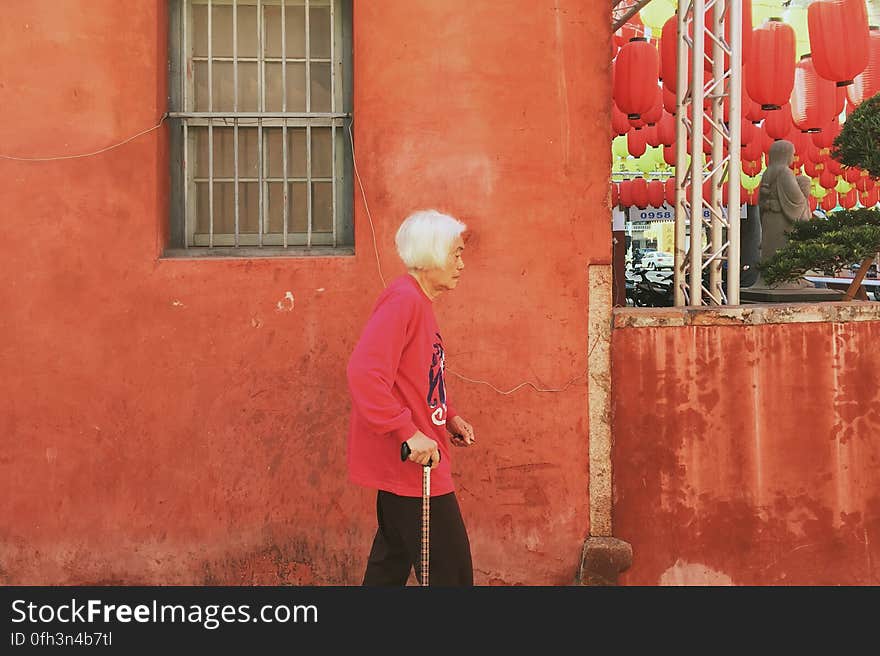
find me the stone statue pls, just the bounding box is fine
[753,139,811,288]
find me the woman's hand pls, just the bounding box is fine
[405,432,441,468]
[447,415,476,447]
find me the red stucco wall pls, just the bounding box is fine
[0,1,610,584]
[613,319,880,585]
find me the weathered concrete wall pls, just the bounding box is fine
[0,1,611,584]
[612,307,880,585]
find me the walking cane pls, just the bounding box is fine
[400,442,432,587]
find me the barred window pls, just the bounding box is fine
[168,0,353,255]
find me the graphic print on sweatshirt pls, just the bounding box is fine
[428,332,448,426]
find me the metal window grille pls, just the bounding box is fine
[168,0,352,254]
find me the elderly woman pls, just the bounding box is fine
[347,209,476,586]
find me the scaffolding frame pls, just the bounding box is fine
[672,0,743,306]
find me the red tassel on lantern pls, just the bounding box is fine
[809,195,818,212]
[628,128,648,157]
[631,177,649,209]
[746,187,759,205]
[808,0,870,87]
[764,102,794,140]
[847,26,880,106]
[822,191,838,211]
[647,180,665,208]
[612,183,620,207]
[791,55,838,133]
[748,19,796,110]
[614,39,660,120]
[841,187,858,208]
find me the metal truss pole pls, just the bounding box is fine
[673,0,742,306]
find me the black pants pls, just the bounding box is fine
[363,490,473,586]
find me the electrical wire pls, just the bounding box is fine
[347,119,387,288]
[0,114,168,162]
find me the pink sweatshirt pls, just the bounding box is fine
[346,274,458,497]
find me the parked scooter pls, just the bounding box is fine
[629,267,675,307]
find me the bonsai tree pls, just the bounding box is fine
[759,93,880,298]
[831,93,880,178]
[760,208,880,291]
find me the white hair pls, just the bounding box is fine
[395,210,467,269]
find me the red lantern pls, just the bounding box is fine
[664,177,677,206]
[739,119,757,148]
[656,111,676,147]
[856,172,875,192]
[614,39,660,120]
[646,124,661,148]
[860,185,879,207]
[642,87,663,126]
[748,19,796,110]
[841,187,858,208]
[742,139,763,163]
[809,195,818,212]
[764,102,794,140]
[819,169,838,189]
[848,26,880,106]
[612,183,619,207]
[660,17,679,92]
[791,55,838,133]
[662,86,677,114]
[802,138,821,165]
[631,177,649,209]
[762,132,776,160]
[739,66,767,124]
[612,103,631,136]
[811,116,842,148]
[743,159,763,177]
[803,159,821,178]
[628,128,648,157]
[647,179,665,208]
[619,180,634,207]
[844,166,863,183]
[663,144,676,166]
[808,0,870,87]
[822,191,838,211]
[825,156,843,176]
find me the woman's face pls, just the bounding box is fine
[425,235,466,293]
